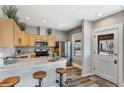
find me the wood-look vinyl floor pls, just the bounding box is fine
[65,66,116,87]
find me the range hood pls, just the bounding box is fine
[38,26,47,35]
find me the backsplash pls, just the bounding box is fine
[16,46,35,54]
[0,47,54,57]
[0,48,16,57]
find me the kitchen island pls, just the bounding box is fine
[0,57,67,87]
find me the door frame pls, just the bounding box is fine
[92,23,123,86]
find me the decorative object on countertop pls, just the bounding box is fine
[18,22,27,32]
[54,48,61,56]
[33,71,47,87]
[47,28,52,36]
[1,5,19,24]
[56,68,66,87]
[0,76,20,87]
[48,57,62,62]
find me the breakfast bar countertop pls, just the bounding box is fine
[0,57,67,71]
[0,57,67,87]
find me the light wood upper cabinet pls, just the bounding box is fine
[36,35,48,42]
[0,19,15,48]
[35,35,42,41]
[0,18,57,47]
[40,35,48,41]
[14,22,22,46]
[17,33,29,46]
[48,35,56,47]
[29,34,36,46]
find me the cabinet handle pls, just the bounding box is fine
[114,60,117,64]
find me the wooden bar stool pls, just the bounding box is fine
[56,68,66,87]
[0,76,20,87]
[33,71,47,87]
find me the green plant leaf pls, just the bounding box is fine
[1,5,19,20]
[1,6,8,17]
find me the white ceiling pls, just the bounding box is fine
[11,5,124,31]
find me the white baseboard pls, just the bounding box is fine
[118,83,124,87]
[81,73,94,77]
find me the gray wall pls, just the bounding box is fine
[82,20,93,76]
[25,26,39,35]
[0,5,3,17]
[93,10,124,85]
[53,30,68,41]
[26,26,68,41]
[67,26,82,41]
[93,10,124,29]
[0,48,15,57]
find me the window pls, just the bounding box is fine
[98,34,114,55]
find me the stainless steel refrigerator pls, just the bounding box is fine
[56,41,72,65]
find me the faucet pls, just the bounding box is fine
[5,56,17,60]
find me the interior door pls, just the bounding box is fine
[94,29,118,84]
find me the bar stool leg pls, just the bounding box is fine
[35,79,42,87]
[39,79,42,87]
[10,85,15,87]
[60,74,63,87]
[41,79,44,87]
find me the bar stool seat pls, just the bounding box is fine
[33,71,47,87]
[33,71,47,79]
[56,68,66,74]
[0,76,20,87]
[56,68,66,87]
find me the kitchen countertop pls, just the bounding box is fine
[0,57,67,87]
[0,57,67,71]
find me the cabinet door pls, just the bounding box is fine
[29,34,36,46]
[41,35,48,41]
[23,33,29,46]
[14,22,22,46]
[48,35,56,47]
[0,19,14,47]
[17,33,29,46]
[35,35,42,41]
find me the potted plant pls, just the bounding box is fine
[47,28,52,36]
[18,22,27,32]
[1,5,19,23]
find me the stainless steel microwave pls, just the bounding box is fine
[35,42,47,48]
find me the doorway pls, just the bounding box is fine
[93,28,118,84]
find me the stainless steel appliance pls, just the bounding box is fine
[35,41,48,56]
[35,49,48,56]
[35,41,47,48]
[56,41,72,65]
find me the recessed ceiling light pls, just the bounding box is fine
[43,20,47,23]
[59,24,62,26]
[98,13,102,17]
[26,17,30,20]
